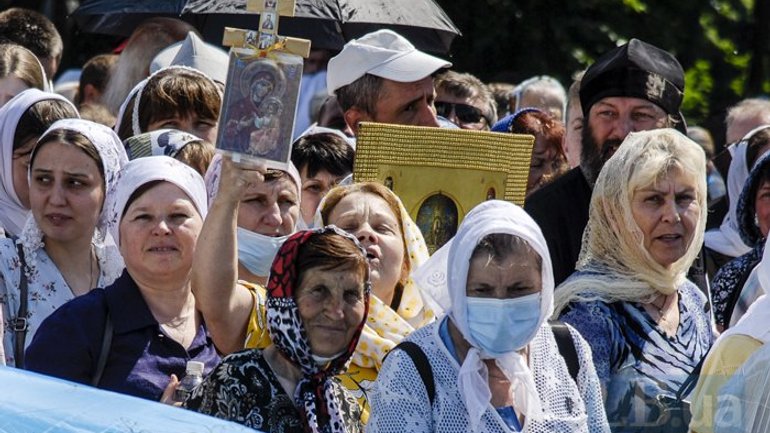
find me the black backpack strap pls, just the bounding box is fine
[91,311,113,387]
[12,241,29,369]
[550,320,580,382]
[386,341,435,406]
[676,350,708,401]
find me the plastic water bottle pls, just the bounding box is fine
[173,360,204,403]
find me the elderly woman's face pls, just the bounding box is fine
[466,250,542,299]
[296,265,366,357]
[327,192,406,305]
[631,167,700,268]
[29,140,105,244]
[119,182,203,283]
[237,175,299,236]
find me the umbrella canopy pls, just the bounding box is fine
[71,0,461,54]
[0,366,259,432]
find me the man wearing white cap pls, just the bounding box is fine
[327,29,451,135]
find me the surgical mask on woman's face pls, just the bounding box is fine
[236,227,291,277]
[466,293,542,357]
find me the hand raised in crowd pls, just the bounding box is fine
[214,154,269,205]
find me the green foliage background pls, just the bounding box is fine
[435,0,768,148]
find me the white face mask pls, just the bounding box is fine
[236,227,291,277]
[295,217,312,231]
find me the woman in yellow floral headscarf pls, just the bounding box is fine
[316,182,433,411]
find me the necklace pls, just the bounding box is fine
[650,294,675,321]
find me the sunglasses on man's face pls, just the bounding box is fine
[434,101,486,125]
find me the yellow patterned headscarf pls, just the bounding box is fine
[316,182,434,370]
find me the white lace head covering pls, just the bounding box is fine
[413,199,553,429]
[113,65,221,137]
[0,89,78,235]
[105,156,208,247]
[19,118,127,285]
[705,124,770,257]
[553,128,707,316]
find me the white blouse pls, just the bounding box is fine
[0,237,123,366]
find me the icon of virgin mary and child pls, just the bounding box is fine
[223,59,288,161]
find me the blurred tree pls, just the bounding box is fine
[437,0,766,148]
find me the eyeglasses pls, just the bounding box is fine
[434,101,487,125]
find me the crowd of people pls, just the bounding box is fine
[3,5,770,433]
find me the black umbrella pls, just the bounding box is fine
[71,0,461,55]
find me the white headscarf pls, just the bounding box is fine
[106,156,208,247]
[18,118,127,284]
[203,153,301,207]
[705,125,770,257]
[414,200,553,429]
[0,89,78,236]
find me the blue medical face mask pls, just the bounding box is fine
[465,293,542,357]
[236,227,291,277]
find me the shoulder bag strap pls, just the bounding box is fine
[676,350,708,401]
[550,320,580,382]
[91,312,113,387]
[13,242,28,369]
[386,341,435,406]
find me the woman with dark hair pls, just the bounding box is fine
[186,226,368,433]
[0,89,78,236]
[115,66,221,143]
[26,156,219,401]
[0,118,126,367]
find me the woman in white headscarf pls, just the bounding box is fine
[704,125,770,277]
[0,88,78,236]
[368,200,608,433]
[0,118,126,367]
[25,156,219,401]
[554,129,714,432]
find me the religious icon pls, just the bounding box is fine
[258,33,274,50]
[261,13,276,31]
[217,48,304,168]
[416,192,459,253]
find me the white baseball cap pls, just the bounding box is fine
[151,32,229,85]
[327,29,451,95]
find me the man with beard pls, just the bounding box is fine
[525,39,686,286]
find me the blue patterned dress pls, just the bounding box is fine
[559,280,714,432]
